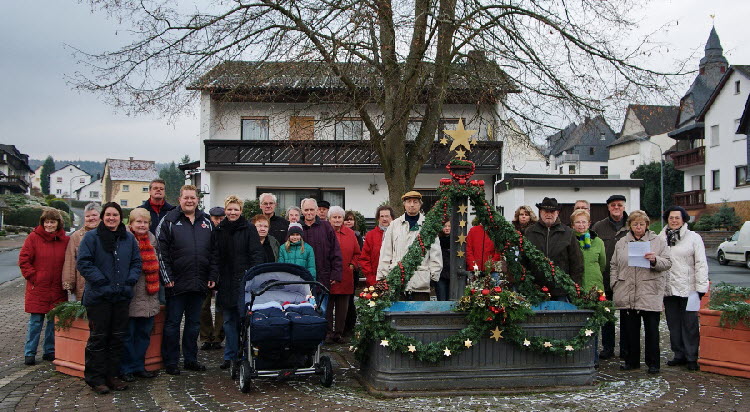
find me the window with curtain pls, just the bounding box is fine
[335,119,364,140]
[256,187,345,216]
[241,118,270,140]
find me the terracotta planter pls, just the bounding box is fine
[698,296,750,379]
[54,307,165,378]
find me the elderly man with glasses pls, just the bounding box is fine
[258,193,289,244]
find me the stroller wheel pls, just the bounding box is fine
[239,359,254,393]
[319,355,333,387]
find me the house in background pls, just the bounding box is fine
[76,179,102,203]
[101,158,158,207]
[189,57,516,217]
[49,164,91,198]
[498,119,548,175]
[607,105,679,179]
[30,165,43,193]
[0,144,33,195]
[544,116,618,176]
[669,27,729,217]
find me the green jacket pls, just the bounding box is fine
[278,241,317,278]
[577,231,606,292]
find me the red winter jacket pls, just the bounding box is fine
[358,227,386,286]
[18,226,70,314]
[330,226,361,295]
[465,225,501,271]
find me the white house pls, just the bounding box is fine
[189,59,516,217]
[30,165,43,193]
[498,119,547,174]
[50,164,91,198]
[544,116,618,176]
[696,65,750,215]
[76,179,102,202]
[607,105,679,179]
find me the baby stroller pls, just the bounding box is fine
[233,262,333,393]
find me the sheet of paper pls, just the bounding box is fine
[627,241,651,268]
[686,291,701,312]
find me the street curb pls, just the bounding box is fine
[0,276,23,291]
[0,246,22,253]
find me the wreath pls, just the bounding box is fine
[352,163,616,363]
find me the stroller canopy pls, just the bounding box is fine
[241,263,316,309]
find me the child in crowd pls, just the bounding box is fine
[278,223,317,278]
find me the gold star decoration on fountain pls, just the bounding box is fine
[457,250,465,258]
[459,220,466,228]
[490,327,504,342]
[444,119,478,154]
[464,339,473,348]
[454,148,467,160]
[456,234,467,245]
[457,205,468,214]
[439,137,449,145]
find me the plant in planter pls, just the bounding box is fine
[698,282,750,378]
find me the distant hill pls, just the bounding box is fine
[29,159,173,179]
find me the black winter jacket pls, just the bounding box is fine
[591,212,629,292]
[77,228,141,306]
[156,208,218,296]
[268,214,289,245]
[524,219,584,298]
[213,219,265,309]
[138,199,176,235]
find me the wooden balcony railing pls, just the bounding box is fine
[204,139,503,173]
[671,146,705,170]
[672,189,705,210]
[0,175,30,193]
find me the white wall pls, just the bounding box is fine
[77,180,102,202]
[607,134,673,179]
[703,71,750,204]
[50,165,91,197]
[496,186,641,221]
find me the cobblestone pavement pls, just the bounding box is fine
[1,276,748,412]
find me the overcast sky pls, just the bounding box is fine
[1,0,749,163]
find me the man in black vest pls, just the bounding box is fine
[259,193,288,245]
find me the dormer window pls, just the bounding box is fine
[735,80,741,95]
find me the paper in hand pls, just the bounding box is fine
[628,241,651,268]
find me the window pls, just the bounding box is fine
[79,178,86,183]
[600,133,606,141]
[89,191,99,198]
[735,80,741,95]
[256,187,345,215]
[736,166,748,187]
[406,119,422,141]
[712,170,720,190]
[600,166,608,175]
[122,184,130,192]
[692,175,705,191]
[56,189,61,194]
[568,165,576,174]
[589,147,595,156]
[289,116,315,140]
[630,159,635,165]
[559,167,563,174]
[120,199,128,207]
[241,117,270,140]
[334,119,364,140]
[142,186,149,192]
[710,125,720,147]
[56,177,63,183]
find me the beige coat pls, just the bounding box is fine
[658,225,709,297]
[62,226,95,299]
[128,230,161,318]
[376,214,442,293]
[610,231,672,312]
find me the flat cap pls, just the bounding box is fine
[606,195,626,204]
[208,206,225,216]
[401,191,423,202]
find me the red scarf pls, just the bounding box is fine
[136,232,160,295]
[150,198,164,215]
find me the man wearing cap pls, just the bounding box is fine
[524,197,584,301]
[377,191,442,301]
[199,207,225,350]
[592,194,629,360]
[317,200,331,221]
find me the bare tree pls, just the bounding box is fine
[72,0,685,207]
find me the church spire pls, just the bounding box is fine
[699,26,728,74]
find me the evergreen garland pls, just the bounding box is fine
[352,174,616,362]
[47,301,87,331]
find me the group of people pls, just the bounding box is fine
[18,179,709,395]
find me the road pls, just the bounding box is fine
[708,254,750,287]
[0,250,20,285]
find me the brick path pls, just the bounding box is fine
[1,274,748,411]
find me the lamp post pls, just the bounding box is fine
[639,138,664,219]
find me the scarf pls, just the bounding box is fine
[665,226,682,247]
[218,216,247,274]
[135,232,160,295]
[149,198,164,215]
[575,231,591,249]
[98,221,126,253]
[405,213,420,230]
[630,230,645,241]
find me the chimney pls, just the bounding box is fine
[467,50,487,64]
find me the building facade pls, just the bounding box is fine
[101,158,158,207]
[76,179,102,202]
[545,116,618,176]
[0,144,33,195]
[49,164,91,198]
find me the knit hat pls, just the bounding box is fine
[288,222,304,236]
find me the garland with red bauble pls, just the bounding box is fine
[352,160,616,362]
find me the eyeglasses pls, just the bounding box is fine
[261,202,276,206]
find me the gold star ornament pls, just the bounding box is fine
[455,148,467,160]
[444,119,477,152]
[565,345,575,351]
[408,345,417,353]
[523,339,531,347]
[584,329,594,337]
[444,347,452,356]
[439,137,448,145]
[459,220,466,228]
[457,205,468,214]
[543,341,552,348]
[380,340,389,347]
[490,327,503,342]
[464,339,473,348]
[457,251,465,258]
[368,300,376,307]
[456,234,467,245]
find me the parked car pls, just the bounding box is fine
[717,221,750,268]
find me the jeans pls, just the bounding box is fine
[435,279,450,301]
[222,308,240,361]
[120,316,155,374]
[162,292,204,367]
[85,301,130,387]
[25,313,55,357]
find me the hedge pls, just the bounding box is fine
[5,206,72,230]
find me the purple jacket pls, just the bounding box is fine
[301,217,342,289]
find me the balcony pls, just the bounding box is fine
[672,189,705,210]
[553,153,579,169]
[671,146,705,170]
[204,139,503,173]
[0,175,30,194]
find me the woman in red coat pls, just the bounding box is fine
[465,223,501,272]
[18,209,70,366]
[327,206,361,343]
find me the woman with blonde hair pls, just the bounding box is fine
[252,214,280,262]
[62,202,100,300]
[610,210,671,374]
[214,195,265,370]
[512,205,537,233]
